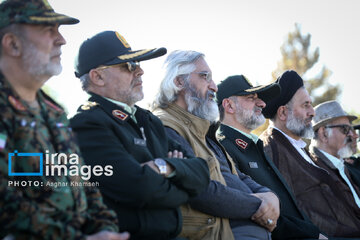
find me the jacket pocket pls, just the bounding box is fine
[180,214,216,240]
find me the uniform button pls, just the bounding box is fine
[184,121,190,125]
[207,218,213,224]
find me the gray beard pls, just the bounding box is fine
[338,138,354,159]
[234,105,265,131]
[22,40,62,79]
[286,109,314,139]
[184,83,219,124]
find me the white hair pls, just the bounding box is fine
[153,50,204,108]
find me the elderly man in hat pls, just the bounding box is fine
[70,32,210,240]
[153,50,280,240]
[310,101,360,209]
[260,70,360,237]
[217,75,325,239]
[0,0,130,239]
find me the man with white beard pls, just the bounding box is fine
[216,75,325,239]
[309,100,360,208]
[260,71,360,237]
[153,50,280,240]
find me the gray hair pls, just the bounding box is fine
[154,50,204,108]
[79,73,91,92]
[0,24,24,58]
[313,125,333,140]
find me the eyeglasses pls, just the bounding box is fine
[191,71,212,83]
[324,124,354,135]
[96,61,140,72]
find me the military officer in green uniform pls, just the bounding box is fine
[0,1,129,239]
[217,75,326,239]
[70,31,210,240]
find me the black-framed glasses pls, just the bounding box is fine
[324,124,354,135]
[191,71,212,83]
[96,61,140,72]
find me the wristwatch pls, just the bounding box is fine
[154,158,167,175]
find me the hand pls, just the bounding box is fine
[319,233,328,239]
[86,230,130,240]
[168,150,185,159]
[141,160,175,177]
[251,192,280,232]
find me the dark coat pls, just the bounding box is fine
[345,156,360,189]
[70,93,210,240]
[260,127,360,237]
[218,124,321,239]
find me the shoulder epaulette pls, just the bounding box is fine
[81,101,99,110]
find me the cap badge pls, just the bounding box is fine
[112,109,128,121]
[42,0,52,10]
[115,32,130,48]
[235,138,248,149]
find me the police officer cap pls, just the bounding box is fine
[74,31,167,77]
[217,75,281,106]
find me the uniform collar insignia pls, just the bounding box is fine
[81,101,99,110]
[235,138,248,150]
[8,95,26,111]
[43,98,63,112]
[112,109,128,121]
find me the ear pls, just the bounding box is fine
[174,76,185,88]
[223,98,236,114]
[89,69,105,87]
[318,127,328,142]
[277,105,288,121]
[2,33,22,57]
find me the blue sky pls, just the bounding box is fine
[47,0,360,117]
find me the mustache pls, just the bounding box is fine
[131,78,142,86]
[206,90,216,99]
[253,106,263,113]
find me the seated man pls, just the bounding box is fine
[70,31,210,240]
[153,50,280,240]
[217,75,324,239]
[310,100,360,210]
[0,1,128,239]
[260,70,360,237]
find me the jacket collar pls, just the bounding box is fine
[165,103,211,139]
[0,71,64,117]
[310,146,338,170]
[220,124,255,151]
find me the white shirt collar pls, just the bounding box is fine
[272,126,318,167]
[224,124,259,143]
[319,149,344,170]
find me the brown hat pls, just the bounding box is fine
[312,100,357,131]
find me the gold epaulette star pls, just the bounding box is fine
[81,101,99,110]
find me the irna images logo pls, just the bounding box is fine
[8,150,113,180]
[8,150,43,176]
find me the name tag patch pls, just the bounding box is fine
[134,138,146,146]
[249,162,258,168]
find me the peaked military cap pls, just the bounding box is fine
[74,31,167,77]
[262,70,304,119]
[217,75,281,106]
[0,0,79,29]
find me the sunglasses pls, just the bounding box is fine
[96,61,140,72]
[191,71,213,83]
[324,124,354,135]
